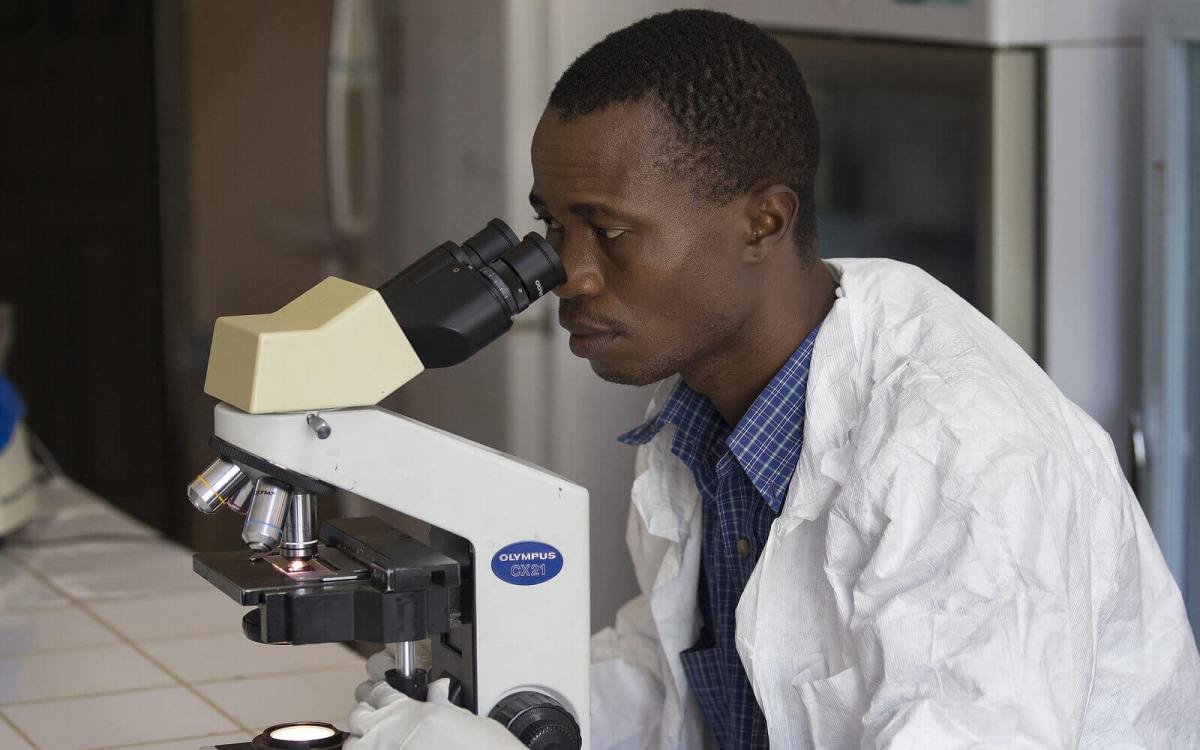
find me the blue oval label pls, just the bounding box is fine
[491,541,564,586]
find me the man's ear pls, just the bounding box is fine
[745,184,799,263]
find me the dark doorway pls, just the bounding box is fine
[0,1,170,529]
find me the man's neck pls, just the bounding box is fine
[683,262,837,426]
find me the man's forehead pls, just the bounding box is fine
[531,101,671,199]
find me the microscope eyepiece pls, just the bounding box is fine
[461,218,520,265]
[493,231,566,310]
[377,219,565,368]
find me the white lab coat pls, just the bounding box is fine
[590,258,1200,749]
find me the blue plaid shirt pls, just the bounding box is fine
[620,324,821,749]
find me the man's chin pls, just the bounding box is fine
[587,356,672,387]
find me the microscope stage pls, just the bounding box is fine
[192,517,462,645]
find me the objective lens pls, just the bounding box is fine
[281,491,318,561]
[187,459,248,514]
[227,480,254,514]
[242,478,290,552]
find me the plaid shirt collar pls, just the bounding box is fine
[619,324,821,512]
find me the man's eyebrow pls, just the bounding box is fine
[570,203,600,220]
[527,192,619,220]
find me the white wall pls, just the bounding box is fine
[1044,45,1144,476]
[384,1,514,449]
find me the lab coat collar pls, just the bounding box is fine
[627,377,700,547]
[778,261,865,528]
[629,427,698,546]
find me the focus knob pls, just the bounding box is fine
[488,691,581,750]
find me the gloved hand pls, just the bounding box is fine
[345,651,525,750]
[352,649,405,704]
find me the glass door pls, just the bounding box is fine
[1143,1,1200,635]
[773,34,1039,357]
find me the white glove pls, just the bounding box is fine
[352,649,404,704]
[345,652,525,750]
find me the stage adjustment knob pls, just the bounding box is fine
[488,691,581,750]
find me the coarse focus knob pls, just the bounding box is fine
[488,691,581,750]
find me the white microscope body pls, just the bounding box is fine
[187,220,589,748]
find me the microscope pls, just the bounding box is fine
[187,220,589,750]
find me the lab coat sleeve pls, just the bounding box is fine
[591,594,667,750]
[834,380,1180,748]
[842,453,1073,746]
[589,486,671,750]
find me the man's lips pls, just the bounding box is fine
[558,313,622,337]
[559,313,623,357]
[560,322,616,336]
[566,329,618,358]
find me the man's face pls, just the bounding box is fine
[530,101,752,386]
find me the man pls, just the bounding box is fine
[348,9,1200,749]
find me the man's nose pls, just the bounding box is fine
[552,234,602,299]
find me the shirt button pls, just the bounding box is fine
[737,538,752,558]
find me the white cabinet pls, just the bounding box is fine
[1142,0,1200,635]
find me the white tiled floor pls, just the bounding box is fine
[0,479,363,749]
[193,667,365,733]
[2,687,239,750]
[143,632,363,684]
[0,716,33,749]
[0,643,174,704]
[0,556,65,612]
[0,606,117,657]
[19,538,215,602]
[89,588,244,643]
[16,480,157,543]
[113,734,248,750]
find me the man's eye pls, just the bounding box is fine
[596,227,626,241]
[534,215,563,233]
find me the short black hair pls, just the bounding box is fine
[548,9,820,254]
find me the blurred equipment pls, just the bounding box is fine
[326,0,381,247]
[0,304,38,537]
[187,220,588,749]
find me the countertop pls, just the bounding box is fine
[0,477,366,750]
